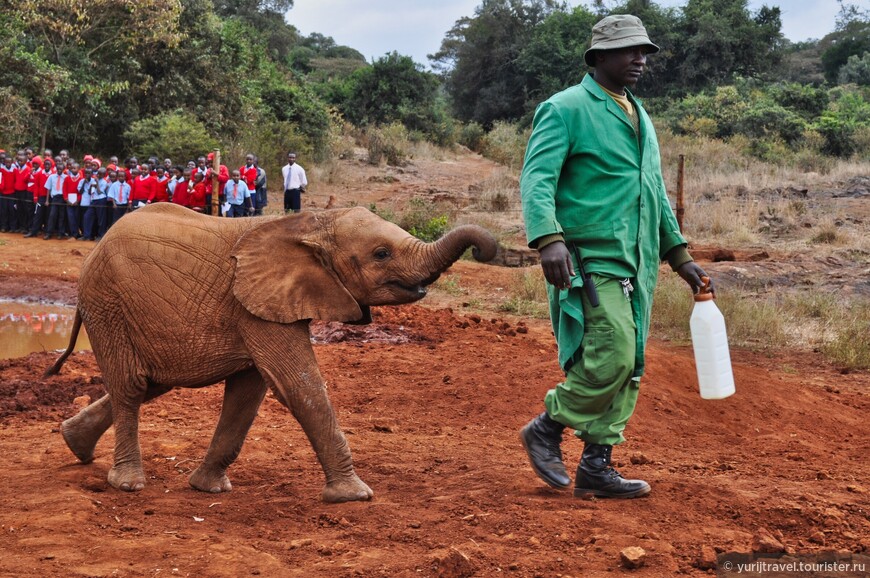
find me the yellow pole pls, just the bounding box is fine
[212,149,220,216]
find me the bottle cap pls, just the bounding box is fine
[694,276,715,302]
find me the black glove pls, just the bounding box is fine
[677,261,713,294]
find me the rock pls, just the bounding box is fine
[73,395,91,409]
[372,419,395,433]
[289,538,312,549]
[696,545,718,570]
[630,453,652,465]
[620,546,646,569]
[430,547,475,578]
[809,531,826,545]
[752,528,785,553]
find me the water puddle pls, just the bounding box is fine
[0,301,90,360]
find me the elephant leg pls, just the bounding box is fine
[61,384,173,464]
[106,374,149,492]
[189,368,267,493]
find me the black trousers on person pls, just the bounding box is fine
[0,195,16,231]
[45,195,67,237]
[15,190,32,231]
[284,188,301,213]
[29,196,47,235]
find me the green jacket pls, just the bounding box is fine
[520,74,687,376]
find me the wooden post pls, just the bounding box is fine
[212,149,220,216]
[676,154,685,233]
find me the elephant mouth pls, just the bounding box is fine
[388,273,441,301]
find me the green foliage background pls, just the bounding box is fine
[1,0,869,168]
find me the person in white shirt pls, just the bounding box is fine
[281,152,308,214]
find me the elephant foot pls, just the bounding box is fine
[189,466,233,493]
[322,474,374,503]
[108,464,146,492]
[61,396,114,464]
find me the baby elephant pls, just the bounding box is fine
[49,203,497,502]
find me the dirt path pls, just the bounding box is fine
[0,150,868,577]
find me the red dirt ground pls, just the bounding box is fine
[0,151,868,577]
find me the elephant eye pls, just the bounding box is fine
[373,248,391,261]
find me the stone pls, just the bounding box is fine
[697,545,717,570]
[752,528,785,553]
[73,395,91,409]
[620,546,646,569]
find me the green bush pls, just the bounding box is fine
[458,122,486,152]
[400,198,450,242]
[364,123,409,166]
[124,110,218,163]
[482,121,529,169]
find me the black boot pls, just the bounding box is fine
[520,412,571,488]
[574,443,650,499]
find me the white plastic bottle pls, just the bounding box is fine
[690,277,736,400]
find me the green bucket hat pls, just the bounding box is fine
[583,14,660,67]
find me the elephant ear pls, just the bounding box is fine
[231,213,367,324]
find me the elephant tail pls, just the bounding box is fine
[44,309,83,377]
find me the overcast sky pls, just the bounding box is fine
[287,0,848,67]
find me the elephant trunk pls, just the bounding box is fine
[416,225,498,282]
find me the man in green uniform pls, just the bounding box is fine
[519,14,713,499]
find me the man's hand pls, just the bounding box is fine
[676,261,714,294]
[539,241,575,290]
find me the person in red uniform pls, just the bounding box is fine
[170,167,192,208]
[149,166,171,203]
[24,156,49,238]
[239,153,258,215]
[0,155,16,232]
[189,171,207,212]
[63,163,84,239]
[13,150,32,232]
[130,163,155,209]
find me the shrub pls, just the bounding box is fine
[481,121,529,169]
[364,122,410,166]
[458,122,486,152]
[124,110,218,162]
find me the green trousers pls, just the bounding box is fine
[545,275,639,446]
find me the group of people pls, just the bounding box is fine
[0,148,307,241]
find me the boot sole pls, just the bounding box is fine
[573,485,651,499]
[519,428,571,489]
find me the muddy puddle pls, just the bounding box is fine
[0,300,90,359]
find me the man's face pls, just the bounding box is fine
[60,150,68,161]
[70,164,80,175]
[118,172,126,182]
[164,159,172,168]
[109,171,118,182]
[156,167,164,178]
[197,157,206,168]
[25,149,34,160]
[231,171,241,183]
[16,152,26,165]
[287,154,296,165]
[595,46,649,91]
[245,155,254,166]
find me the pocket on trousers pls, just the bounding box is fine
[577,325,617,387]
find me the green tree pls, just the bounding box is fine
[342,52,447,140]
[672,0,784,92]
[838,52,870,85]
[431,0,561,126]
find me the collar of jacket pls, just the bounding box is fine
[580,73,642,129]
